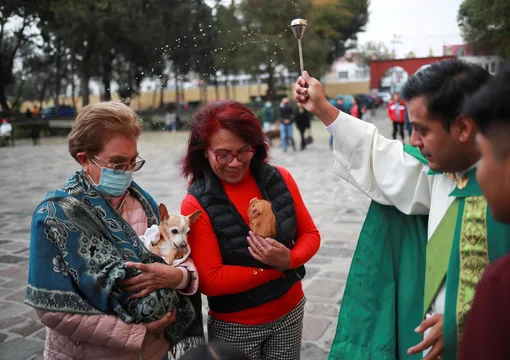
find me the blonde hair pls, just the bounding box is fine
[68,101,142,162]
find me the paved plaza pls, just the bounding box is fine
[0,110,398,359]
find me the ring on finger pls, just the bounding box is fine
[437,355,443,360]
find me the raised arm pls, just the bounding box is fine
[295,72,431,215]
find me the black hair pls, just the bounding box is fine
[463,64,510,135]
[178,343,251,360]
[401,59,490,127]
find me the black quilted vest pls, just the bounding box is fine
[188,163,306,313]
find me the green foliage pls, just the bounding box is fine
[0,1,40,110]
[357,41,391,66]
[311,0,369,62]
[2,0,368,112]
[11,120,50,139]
[239,0,368,98]
[458,0,510,60]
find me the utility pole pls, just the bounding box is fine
[390,34,402,93]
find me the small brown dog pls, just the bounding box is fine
[248,197,276,238]
[150,203,201,265]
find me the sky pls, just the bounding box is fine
[356,0,465,58]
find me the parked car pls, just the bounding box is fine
[330,95,354,111]
[354,94,377,109]
[377,92,392,106]
[41,105,76,119]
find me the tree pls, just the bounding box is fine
[240,0,329,99]
[311,0,369,63]
[458,0,510,60]
[214,1,243,100]
[240,0,367,99]
[0,1,39,111]
[357,41,391,66]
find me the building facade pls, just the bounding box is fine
[443,44,503,74]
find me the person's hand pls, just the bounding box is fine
[295,71,339,126]
[295,71,328,113]
[284,119,290,124]
[247,231,291,270]
[123,262,183,298]
[407,314,444,360]
[145,309,177,334]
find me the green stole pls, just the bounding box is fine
[328,145,510,360]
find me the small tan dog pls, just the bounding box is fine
[148,204,201,265]
[248,197,276,238]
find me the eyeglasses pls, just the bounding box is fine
[91,155,145,174]
[209,146,255,165]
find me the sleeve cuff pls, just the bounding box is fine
[175,267,190,290]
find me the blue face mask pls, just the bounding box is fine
[90,167,133,197]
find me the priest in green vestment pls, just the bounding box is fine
[294,59,510,360]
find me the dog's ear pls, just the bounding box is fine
[158,203,169,221]
[187,210,202,225]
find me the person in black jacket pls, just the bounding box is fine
[294,102,311,150]
[279,98,296,152]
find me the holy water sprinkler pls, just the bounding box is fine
[291,18,308,75]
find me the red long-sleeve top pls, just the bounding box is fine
[181,165,320,325]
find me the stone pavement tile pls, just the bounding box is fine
[303,316,332,341]
[317,271,348,280]
[5,289,27,303]
[305,303,339,317]
[2,278,27,290]
[323,259,352,275]
[0,338,44,360]
[23,309,39,321]
[13,248,30,257]
[301,342,330,359]
[27,355,44,360]
[0,316,25,330]
[316,246,354,258]
[33,328,46,341]
[10,319,44,337]
[1,242,29,253]
[0,255,26,264]
[321,240,350,247]
[307,256,332,265]
[0,302,28,317]
[0,288,12,299]
[0,266,25,278]
[305,266,321,279]
[305,279,345,298]
[305,295,336,304]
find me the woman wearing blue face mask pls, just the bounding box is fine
[25,101,204,360]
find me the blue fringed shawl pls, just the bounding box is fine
[25,171,204,353]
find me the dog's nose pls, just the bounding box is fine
[177,242,187,249]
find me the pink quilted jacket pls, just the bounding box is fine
[37,194,198,360]
[39,311,168,360]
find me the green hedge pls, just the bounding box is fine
[11,121,51,139]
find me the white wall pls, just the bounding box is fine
[322,61,370,84]
[459,56,502,74]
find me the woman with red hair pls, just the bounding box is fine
[180,101,320,360]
